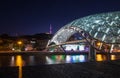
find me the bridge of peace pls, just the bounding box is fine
[0,11,120,78]
[46,11,120,61]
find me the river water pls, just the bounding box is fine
[1,53,120,78]
[0,53,120,67]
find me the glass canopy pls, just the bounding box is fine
[48,11,120,52]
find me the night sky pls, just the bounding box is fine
[0,0,120,35]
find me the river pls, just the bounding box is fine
[0,52,120,67]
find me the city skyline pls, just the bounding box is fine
[0,0,120,35]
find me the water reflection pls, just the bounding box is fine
[28,56,35,65]
[46,55,87,64]
[10,56,15,66]
[46,55,65,64]
[0,54,120,78]
[0,54,120,67]
[46,54,120,64]
[0,53,119,78]
[111,55,116,60]
[96,54,106,61]
[16,55,23,78]
[66,55,86,63]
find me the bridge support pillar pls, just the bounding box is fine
[89,45,96,61]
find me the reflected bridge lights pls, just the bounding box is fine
[46,55,86,64]
[66,55,86,63]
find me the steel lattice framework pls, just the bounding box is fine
[48,11,120,51]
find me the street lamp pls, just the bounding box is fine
[18,41,22,45]
[17,41,23,51]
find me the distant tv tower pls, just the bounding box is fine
[49,24,52,34]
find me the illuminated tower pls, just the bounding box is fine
[50,24,52,34]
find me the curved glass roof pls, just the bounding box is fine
[49,11,120,45]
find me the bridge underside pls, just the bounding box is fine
[47,11,120,52]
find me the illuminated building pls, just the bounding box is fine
[0,33,53,51]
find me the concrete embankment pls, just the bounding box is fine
[0,60,120,78]
[0,66,18,78]
[22,60,120,78]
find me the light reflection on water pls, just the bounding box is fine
[45,54,118,64]
[96,54,106,61]
[46,55,87,64]
[96,54,116,61]
[111,55,116,60]
[16,55,23,78]
[0,54,119,67]
[10,56,15,66]
[66,55,86,63]
[0,53,119,78]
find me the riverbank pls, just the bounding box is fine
[22,60,120,78]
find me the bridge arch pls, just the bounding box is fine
[47,11,120,52]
